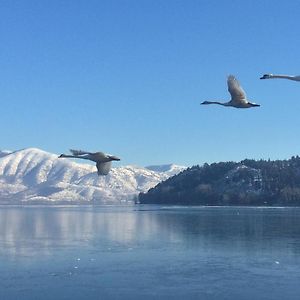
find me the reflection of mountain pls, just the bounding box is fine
[0,207,144,257]
[1,207,300,258]
[0,148,185,204]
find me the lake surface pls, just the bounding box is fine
[1,205,300,300]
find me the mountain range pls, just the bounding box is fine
[0,148,185,204]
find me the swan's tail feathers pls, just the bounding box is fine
[69,149,92,156]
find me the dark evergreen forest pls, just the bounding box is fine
[139,156,300,206]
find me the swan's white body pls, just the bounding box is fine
[201,75,260,109]
[260,74,300,81]
[58,149,120,175]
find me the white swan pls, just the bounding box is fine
[201,75,260,108]
[58,149,120,175]
[260,74,300,81]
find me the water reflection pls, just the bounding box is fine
[1,206,300,259]
[1,206,300,300]
[149,207,300,257]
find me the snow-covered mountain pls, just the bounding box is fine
[0,150,12,158]
[0,148,185,204]
[146,164,185,176]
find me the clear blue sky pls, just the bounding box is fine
[1,0,300,166]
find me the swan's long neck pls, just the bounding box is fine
[59,154,89,160]
[202,101,227,106]
[269,74,295,80]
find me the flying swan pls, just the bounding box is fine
[260,74,300,81]
[58,149,120,175]
[201,75,260,108]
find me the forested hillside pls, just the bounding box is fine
[139,156,300,206]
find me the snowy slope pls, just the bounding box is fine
[146,164,186,177]
[0,148,185,204]
[0,150,12,158]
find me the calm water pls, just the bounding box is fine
[1,205,300,300]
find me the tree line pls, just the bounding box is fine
[139,156,300,206]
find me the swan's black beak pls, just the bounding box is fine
[251,103,260,107]
[260,75,268,79]
[109,155,121,161]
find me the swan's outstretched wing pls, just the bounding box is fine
[96,161,112,175]
[70,149,92,156]
[227,75,247,103]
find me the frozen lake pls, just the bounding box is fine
[1,205,300,299]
